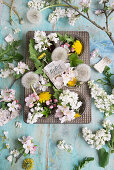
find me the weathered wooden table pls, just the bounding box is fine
[0,0,114,170]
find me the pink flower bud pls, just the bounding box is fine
[49,105,54,109]
[61,45,64,48]
[53,104,57,107]
[16,100,19,103]
[49,99,52,102]
[54,99,58,103]
[71,48,74,52]
[29,103,34,108]
[46,100,50,105]
[65,42,70,47]
[35,96,39,100]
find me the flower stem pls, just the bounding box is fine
[63,0,114,45]
[30,84,37,94]
[9,79,17,89]
[10,0,15,25]
[1,1,23,24]
[39,4,78,12]
[15,152,24,163]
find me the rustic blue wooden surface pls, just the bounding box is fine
[0,0,114,170]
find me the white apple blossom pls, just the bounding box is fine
[13,62,29,75]
[27,103,44,124]
[48,7,79,26]
[0,89,15,102]
[57,140,73,153]
[15,121,22,128]
[80,0,91,8]
[7,155,13,162]
[7,101,20,112]
[10,149,19,158]
[0,63,14,78]
[6,144,10,149]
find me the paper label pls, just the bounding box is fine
[44,60,67,89]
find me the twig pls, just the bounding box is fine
[108,9,114,17]
[10,0,15,25]
[1,1,23,24]
[9,79,17,89]
[103,2,108,31]
[63,0,114,45]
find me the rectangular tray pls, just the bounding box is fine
[24,31,91,124]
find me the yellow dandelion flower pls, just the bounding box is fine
[75,113,81,118]
[67,77,77,87]
[38,53,46,60]
[72,40,83,55]
[22,158,34,170]
[39,92,51,103]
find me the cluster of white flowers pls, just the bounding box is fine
[34,31,59,52]
[7,149,19,162]
[15,121,22,128]
[0,62,29,79]
[88,80,114,117]
[36,75,48,91]
[13,62,29,75]
[57,140,73,153]
[0,89,21,126]
[28,0,49,10]
[55,90,82,123]
[48,7,79,26]
[0,63,14,78]
[80,0,91,8]
[27,103,44,124]
[60,89,82,111]
[82,119,113,150]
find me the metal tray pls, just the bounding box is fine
[24,31,91,124]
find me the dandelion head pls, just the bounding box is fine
[27,9,42,24]
[22,158,34,170]
[51,47,68,61]
[72,40,83,55]
[21,72,39,89]
[76,64,91,82]
[39,92,51,103]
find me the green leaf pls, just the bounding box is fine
[35,67,44,75]
[53,87,63,100]
[98,148,109,168]
[42,107,51,118]
[57,33,74,43]
[0,40,23,63]
[69,53,83,67]
[2,102,6,110]
[73,157,94,170]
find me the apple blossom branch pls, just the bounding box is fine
[63,0,114,45]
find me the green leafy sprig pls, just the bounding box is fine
[57,33,74,43]
[0,40,23,63]
[73,157,94,170]
[97,66,114,92]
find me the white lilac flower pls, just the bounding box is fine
[28,0,45,10]
[27,103,44,124]
[75,64,91,82]
[57,140,73,153]
[10,149,19,158]
[88,80,114,116]
[15,121,22,128]
[6,144,10,149]
[0,89,15,102]
[21,71,39,89]
[47,33,59,43]
[27,9,42,24]
[102,119,113,131]
[13,62,29,75]
[51,47,68,61]
[82,125,111,150]
[80,0,91,8]
[7,155,13,162]
[34,31,51,52]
